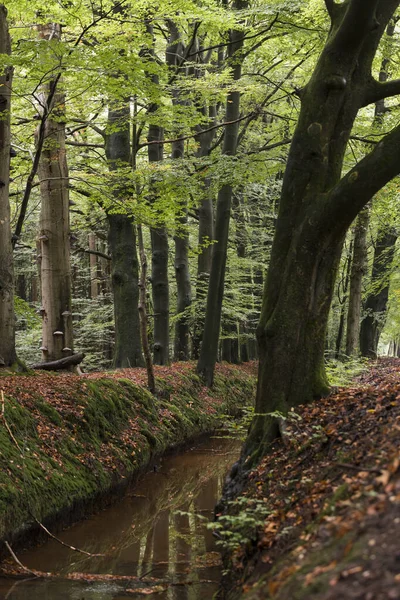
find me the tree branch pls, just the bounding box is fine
[331,0,380,55]
[319,123,400,237]
[362,77,400,107]
[138,113,252,148]
[74,247,111,260]
[324,0,336,19]
[65,140,104,149]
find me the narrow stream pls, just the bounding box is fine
[0,435,240,599]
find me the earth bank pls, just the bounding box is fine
[218,358,400,600]
[0,361,256,557]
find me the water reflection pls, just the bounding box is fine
[0,436,240,599]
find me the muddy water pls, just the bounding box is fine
[0,436,240,599]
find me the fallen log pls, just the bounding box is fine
[32,353,84,371]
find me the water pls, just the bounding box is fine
[0,436,240,599]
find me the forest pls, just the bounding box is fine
[1,0,400,598]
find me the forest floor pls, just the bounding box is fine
[222,358,400,600]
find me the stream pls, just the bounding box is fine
[0,435,241,599]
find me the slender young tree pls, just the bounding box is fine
[0,4,15,368]
[166,20,192,361]
[345,206,369,356]
[197,0,248,385]
[146,20,170,366]
[360,227,398,357]
[246,0,400,459]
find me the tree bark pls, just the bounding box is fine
[358,16,398,359]
[105,102,144,368]
[197,0,248,386]
[32,352,84,371]
[146,22,170,366]
[345,207,369,356]
[245,0,400,460]
[360,228,398,357]
[38,23,73,363]
[166,21,192,361]
[88,232,98,300]
[192,105,217,359]
[137,224,156,394]
[0,5,15,368]
[334,240,353,358]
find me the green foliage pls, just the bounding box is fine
[208,496,269,553]
[325,356,368,387]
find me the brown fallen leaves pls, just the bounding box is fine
[227,358,400,599]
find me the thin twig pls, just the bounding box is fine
[4,541,38,576]
[31,515,105,557]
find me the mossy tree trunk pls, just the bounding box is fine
[345,206,369,356]
[105,104,144,368]
[334,240,352,358]
[0,5,15,368]
[197,0,248,386]
[360,228,398,358]
[246,0,400,458]
[358,16,398,360]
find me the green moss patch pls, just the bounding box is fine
[0,362,256,550]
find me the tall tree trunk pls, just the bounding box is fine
[197,0,247,386]
[167,21,192,361]
[88,232,98,300]
[146,22,169,366]
[105,104,144,368]
[358,16,398,359]
[245,1,400,459]
[174,205,192,361]
[360,228,398,357]
[334,240,353,358]
[0,5,15,368]
[192,106,217,359]
[345,207,369,356]
[38,23,73,363]
[137,224,156,393]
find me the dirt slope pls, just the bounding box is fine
[222,358,400,600]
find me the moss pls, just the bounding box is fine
[0,363,256,549]
[36,401,63,426]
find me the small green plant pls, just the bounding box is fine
[325,355,368,386]
[208,496,269,552]
[219,408,288,441]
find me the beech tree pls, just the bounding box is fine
[0,4,15,368]
[197,0,248,385]
[247,0,400,458]
[37,23,73,363]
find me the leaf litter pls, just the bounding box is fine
[223,358,400,600]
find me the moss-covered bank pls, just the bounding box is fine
[0,362,256,553]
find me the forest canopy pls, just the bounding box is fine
[1,0,400,454]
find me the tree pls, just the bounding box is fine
[37,23,74,363]
[105,102,144,368]
[0,4,15,368]
[197,0,248,385]
[360,226,398,357]
[247,0,400,459]
[345,206,369,357]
